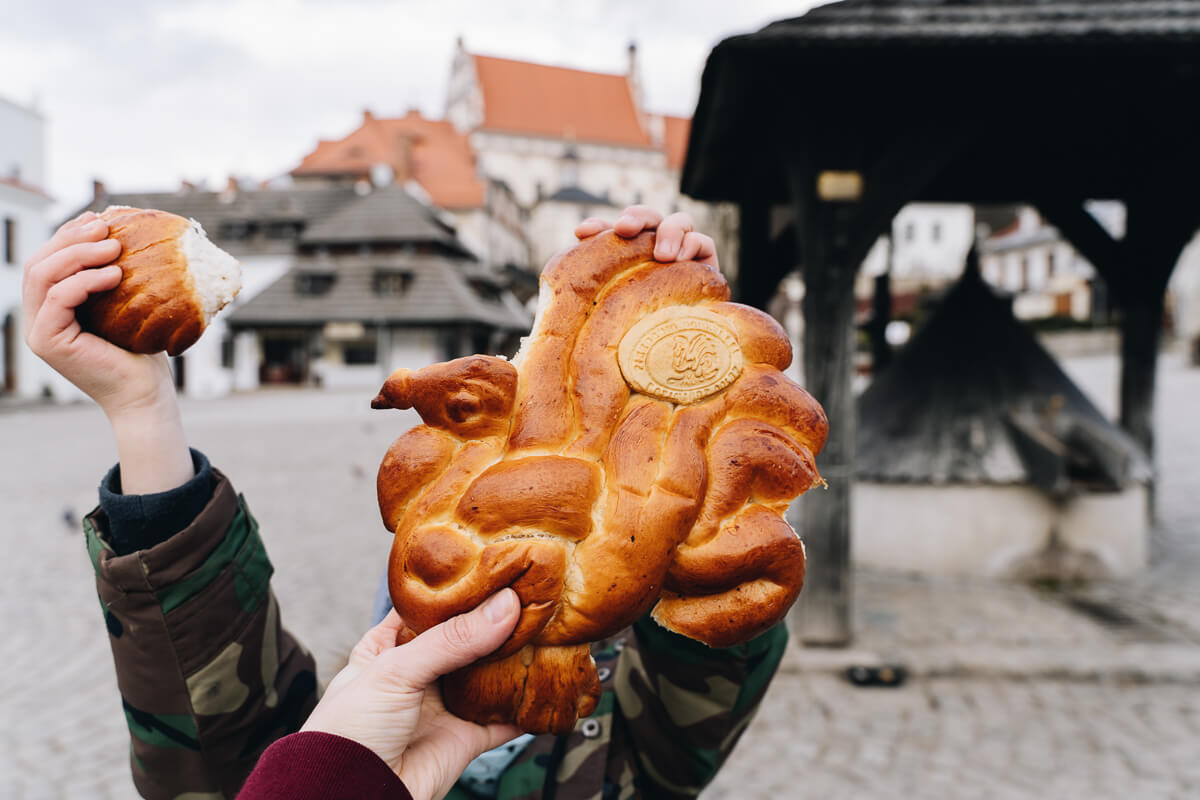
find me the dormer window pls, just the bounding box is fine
[296,273,335,295]
[219,220,258,241]
[374,270,413,296]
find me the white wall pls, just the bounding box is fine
[852,482,1148,579]
[1169,230,1200,342]
[0,96,46,189]
[385,329,439,373]
[470,131,675,213]
[861,204,975,283]
[528,198,622,272]
[179,254,290,398]
[0,96,55,400]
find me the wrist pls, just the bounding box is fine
[105,383,194,496]
[96,353,177,420]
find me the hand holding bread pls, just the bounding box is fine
[22,206,239,495]
[375,222,827,734]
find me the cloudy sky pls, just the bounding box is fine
[3,0,828,219]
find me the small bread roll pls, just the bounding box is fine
[78,206,242,356]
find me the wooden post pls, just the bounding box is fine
[784,156,855,646]
[735,199,776,309]
[868,236,894,374]
[1116,197,1189,466]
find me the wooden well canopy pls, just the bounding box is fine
[682,0,1200,644]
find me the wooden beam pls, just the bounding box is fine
[735,199,778,310]
[849,121,972,250]
[783,151,855,646]
[1112,196,1198,466]
[1034,199,1125,291]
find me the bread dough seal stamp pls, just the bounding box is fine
[617,307,743,403]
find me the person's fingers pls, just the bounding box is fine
[25,213,106,276]
[25,266,122,356]
[479,723,524,752]
[652,212,696,261]
[574,217,611,240]
[677,231,719,269]
[348,609,408,669]
[23,238,121,334]
[384,589,520,690]
[612,205,663,238]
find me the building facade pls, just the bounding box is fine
[446,41,700,271]
[0,95,53,399]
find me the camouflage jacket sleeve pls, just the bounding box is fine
[84,468,318,800]
[612,617,789,799]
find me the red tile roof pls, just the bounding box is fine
[0,174,51,200]
[292,110,485,209]
[471,54,653,148]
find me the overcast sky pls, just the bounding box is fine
[2,0,829,219]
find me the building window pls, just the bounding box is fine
[931,222,942,243]
[221,332,235,369]
[904,221,916,242]
[373,271,413,296]
[343,343,377,364]
[266,221,300,240]
[219,220,257,241]
[296,273,336,295]
[1046,250,1057,276]
[4,217,14,265]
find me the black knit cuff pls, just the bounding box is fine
[99,448,214,555]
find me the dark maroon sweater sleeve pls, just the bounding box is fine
[236,732,413,800]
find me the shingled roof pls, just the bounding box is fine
[84,185,362,256]
[758,1,1200,45]
[299,184,466,253]
[227,251,530,330]
[683,0,1200,204]
[856,258,1150,485]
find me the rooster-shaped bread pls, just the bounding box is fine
[373,230,827,734]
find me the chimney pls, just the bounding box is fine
[626,40,646,120]
[92,179,107,202]
[220,175,239,204]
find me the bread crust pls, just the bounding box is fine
[77,207,207,355]
[375,231,828,734]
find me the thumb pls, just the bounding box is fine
[385,589,520,689]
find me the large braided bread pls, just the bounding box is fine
[373,230,827,734]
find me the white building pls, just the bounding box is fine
[0,95,55,400]
[446,41,701,271]
[979,206,1108,322]
[861,203,978,285]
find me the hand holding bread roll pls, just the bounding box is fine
[77,206,241,355]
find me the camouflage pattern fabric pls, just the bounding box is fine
[85,470,317,800]
[86,469,786,800]
[454,621,788,800]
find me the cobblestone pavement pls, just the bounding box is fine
[2,352,1198,798]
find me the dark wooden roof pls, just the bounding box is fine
[226,252,531,330]
[542,186,612,205]
[300,185,466,253]
[85,186,361,256]
[856,259,1150,484]
[759,2,1200,44]
[682,0,1200,205]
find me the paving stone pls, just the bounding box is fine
[4,352,1200,798]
